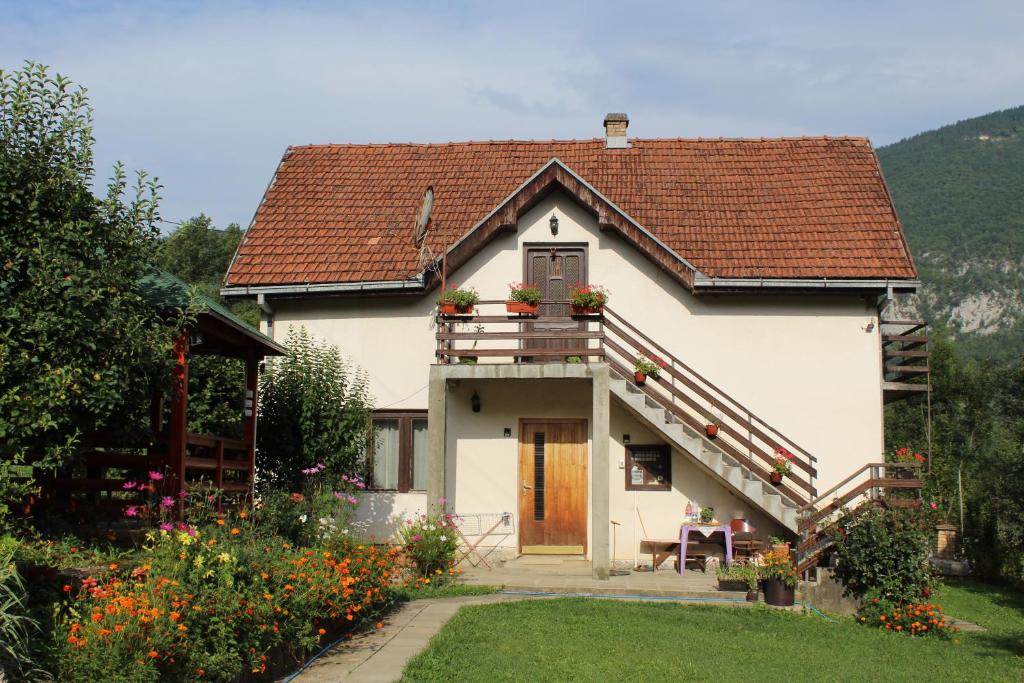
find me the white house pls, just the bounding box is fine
[223,114,922,578]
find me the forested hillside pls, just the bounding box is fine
[876,105,1024,362]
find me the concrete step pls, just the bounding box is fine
[608,372,798,532]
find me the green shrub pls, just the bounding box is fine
[715,562,758,591]
[257,328,372,495]
[831,507,935,602]
[254,465,366,547]
[0,539,42,679]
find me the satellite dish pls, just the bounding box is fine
[413,186,433,247]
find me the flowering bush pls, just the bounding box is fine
[856,593,958,639]
[437,285,480,309]
[398,508,460,581]
[893,446,926,464]
[508,282,542,305]
[255,465,366,546]
[634,354,667,379]
[772,448,795,476]
[51,502,398,682]
[757,548,797,588]
[568,283,609,309]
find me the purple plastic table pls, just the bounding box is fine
[678,524,733,573]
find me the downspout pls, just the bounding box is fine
[257,294,274,339]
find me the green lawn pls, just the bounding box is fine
[401,582,1024,682]
[392,583,501,602]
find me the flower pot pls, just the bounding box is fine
[634,371,647,385]
[439,302,474,316]
[506,300,539,315]
[705,424,719,439]
[772,542,790,554]
[745,589,759,603]
[570,304,603,316]
[763,578,795,606]
[770,471,783,484]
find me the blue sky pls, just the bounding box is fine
[3,0,1023,229]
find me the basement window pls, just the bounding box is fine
[369,412,427,492]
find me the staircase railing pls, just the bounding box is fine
[795,461,923,573]
[600,306,817,506]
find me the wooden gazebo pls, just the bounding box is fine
[44,272,286,515]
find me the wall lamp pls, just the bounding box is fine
[471,391,481,413]
[549,213,559,235]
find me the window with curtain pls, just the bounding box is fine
[369,412,428,492]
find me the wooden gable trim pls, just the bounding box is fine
[438,159,699,292]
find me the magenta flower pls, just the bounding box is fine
[148,470,164,481]
[411,534,422,542]
[930,502,938,510]
[123,506,139,518]
[122,481,138,490]
[347,495,358,505]
[177,489,188,499]
[159,496,175,509]
[159,522,174,531]
[333,491,344,500]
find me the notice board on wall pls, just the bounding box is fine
[625,444,671,491]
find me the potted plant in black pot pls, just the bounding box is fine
[715,562,759,601]
[759,547,797,606]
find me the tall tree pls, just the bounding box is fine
[0,63,179,518]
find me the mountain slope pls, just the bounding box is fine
[876,105,1024,362]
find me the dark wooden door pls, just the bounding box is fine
[518,420,587,554]
[523,246,586,359]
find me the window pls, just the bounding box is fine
[625,444,671,491]
[369,412,427,492]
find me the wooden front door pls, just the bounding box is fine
[523,246,586,359]
[518,420,587,554]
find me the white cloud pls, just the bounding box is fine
[2,0,1022,227]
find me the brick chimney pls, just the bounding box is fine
[603,112,629,149]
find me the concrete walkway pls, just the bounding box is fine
[290,594,525,682]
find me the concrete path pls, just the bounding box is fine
[290,594,525,682]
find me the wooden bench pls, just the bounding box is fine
[641,539,707,572]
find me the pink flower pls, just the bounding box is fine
[148,470,164,481]
[124,506,139,518]
[122,481,138,490]
[930,502,938,510]
[159,496,175,509]
[438,497,447,506]
[411,534,422,542]
[177,489,188,499]
[159,522,174,531]
[347,495,358,505]
[333,491,344,500]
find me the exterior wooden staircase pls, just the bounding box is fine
[795,462,923,574]
[599,307,818,532]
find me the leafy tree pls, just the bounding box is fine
[155,214,245,302]
[0,63,180,520]
[256,328,371,494]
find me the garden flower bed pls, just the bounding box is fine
[49,509,399,682]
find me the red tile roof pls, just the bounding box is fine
[225,137,916,287]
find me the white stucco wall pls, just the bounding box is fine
[269,190,884,491]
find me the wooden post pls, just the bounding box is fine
[168,333,189,519]
[243,354,259,501]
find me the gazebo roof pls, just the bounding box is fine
[139,271,286,359]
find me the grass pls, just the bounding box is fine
[392,582,501,602]
[401,583,1024,682]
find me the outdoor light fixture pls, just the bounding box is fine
[471,391,481,413]
[623,434,631,444]
[549,213,559,235]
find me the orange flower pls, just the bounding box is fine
[238,510,249,519]
[318,628,327,635]
[231,528,240,536]
[147,650,159,659]
[216,518,225,526]
[376,622,383,630]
